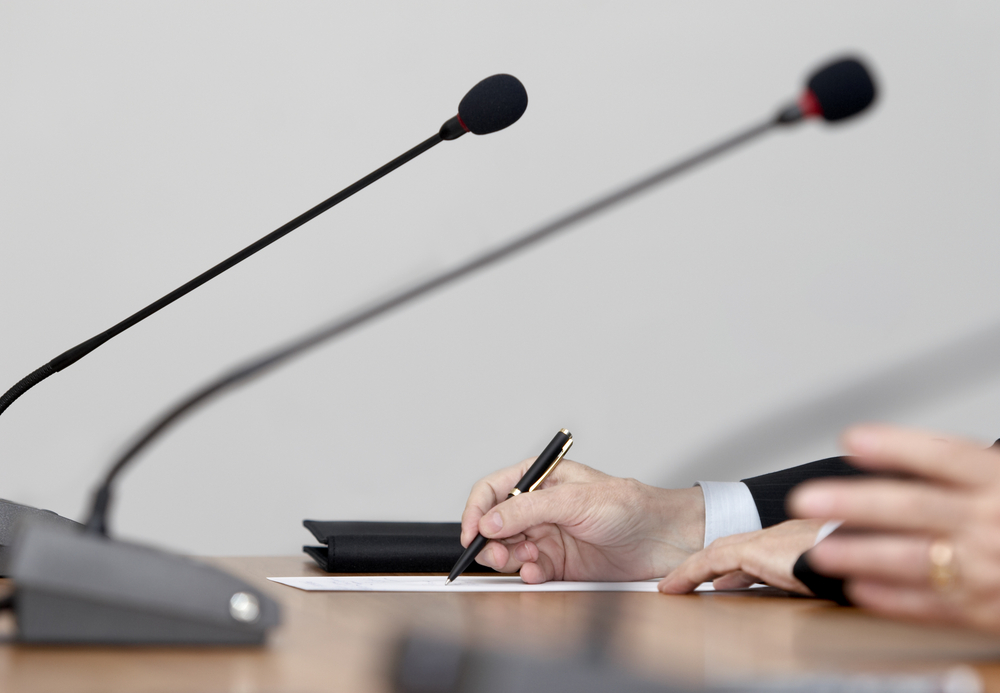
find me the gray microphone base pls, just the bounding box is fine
[9,520,281,645]
[0,498,81,575]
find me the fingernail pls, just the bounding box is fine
[514,543,531,562]
[485,512,503,534]
[845,427,880,455]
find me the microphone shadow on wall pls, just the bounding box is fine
[667,320,1000,485]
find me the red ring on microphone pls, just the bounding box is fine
[798,89,824,118]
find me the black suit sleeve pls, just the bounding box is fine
[741,456,866,528]
[745,439,1000,529]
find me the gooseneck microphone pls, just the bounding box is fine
[8,56,875,646]
[801,58,877,121]
[0,72,527,577]
[84,57,877,537]
[0,73,528,419]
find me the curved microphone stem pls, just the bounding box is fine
[85,108,800,535]
[0,131,449,420]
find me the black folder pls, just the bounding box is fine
[303,520,495,573]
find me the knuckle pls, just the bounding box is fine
[616,478,647,511]
[564,460,600,480]
[558,459,582,473]
[470,479,492,498]
[714,531,750,547]
[621,476,643,490]
[693,547,716,570]
[706,535,733,550]
[706,545,735,570]
[620,477,644,496]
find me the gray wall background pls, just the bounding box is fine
[0,2,997,555]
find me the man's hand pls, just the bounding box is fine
[790,425,1000,633]
[460,458,705,583]
[657,519,825,595]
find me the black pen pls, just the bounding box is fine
[446,429,574,585]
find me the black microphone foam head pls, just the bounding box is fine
[807,58,877,122]
[458,74,528,135]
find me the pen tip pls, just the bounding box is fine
[444,578,453,586]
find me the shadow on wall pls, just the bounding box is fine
[667,319,1000,485]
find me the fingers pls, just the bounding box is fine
[460,460,533,546]
[807,534,932,585]
[840,425,999,488]
[659,539,746,593]
[478,483,586,542]
[474,537,535,573]
[712,570,758,590]
[660,521,820,595]
[846,580,957,624]
[473,540,510,571]
[474,539,554,584]
[790,478,967,534]
[520,550,559,584]
[460,458,594,546]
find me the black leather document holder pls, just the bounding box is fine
[303,520,495,573]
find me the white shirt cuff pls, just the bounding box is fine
[814,520,843,546]
[695,481,763,549]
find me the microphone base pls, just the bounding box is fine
[0,498,80,576]
[9,520,281,645]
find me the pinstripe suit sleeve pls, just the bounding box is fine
[740,457,866,528]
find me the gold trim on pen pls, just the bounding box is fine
[528,433,573,492]
[508,488,522,497]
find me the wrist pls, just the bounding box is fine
[640,485,706,574]
[664,486,706,553]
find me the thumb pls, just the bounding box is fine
[479,485,583,540]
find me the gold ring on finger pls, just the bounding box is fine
[928,539,957,592]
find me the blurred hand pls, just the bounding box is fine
[790,425,1000,633]
[658,519,825,595]
[460,458,705,583]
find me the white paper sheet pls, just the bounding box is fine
[266,575,750,592]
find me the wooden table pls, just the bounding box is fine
[1,556,1000,692]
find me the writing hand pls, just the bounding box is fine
[460,459,704,583]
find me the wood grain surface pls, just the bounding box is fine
[0,556,999,692]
